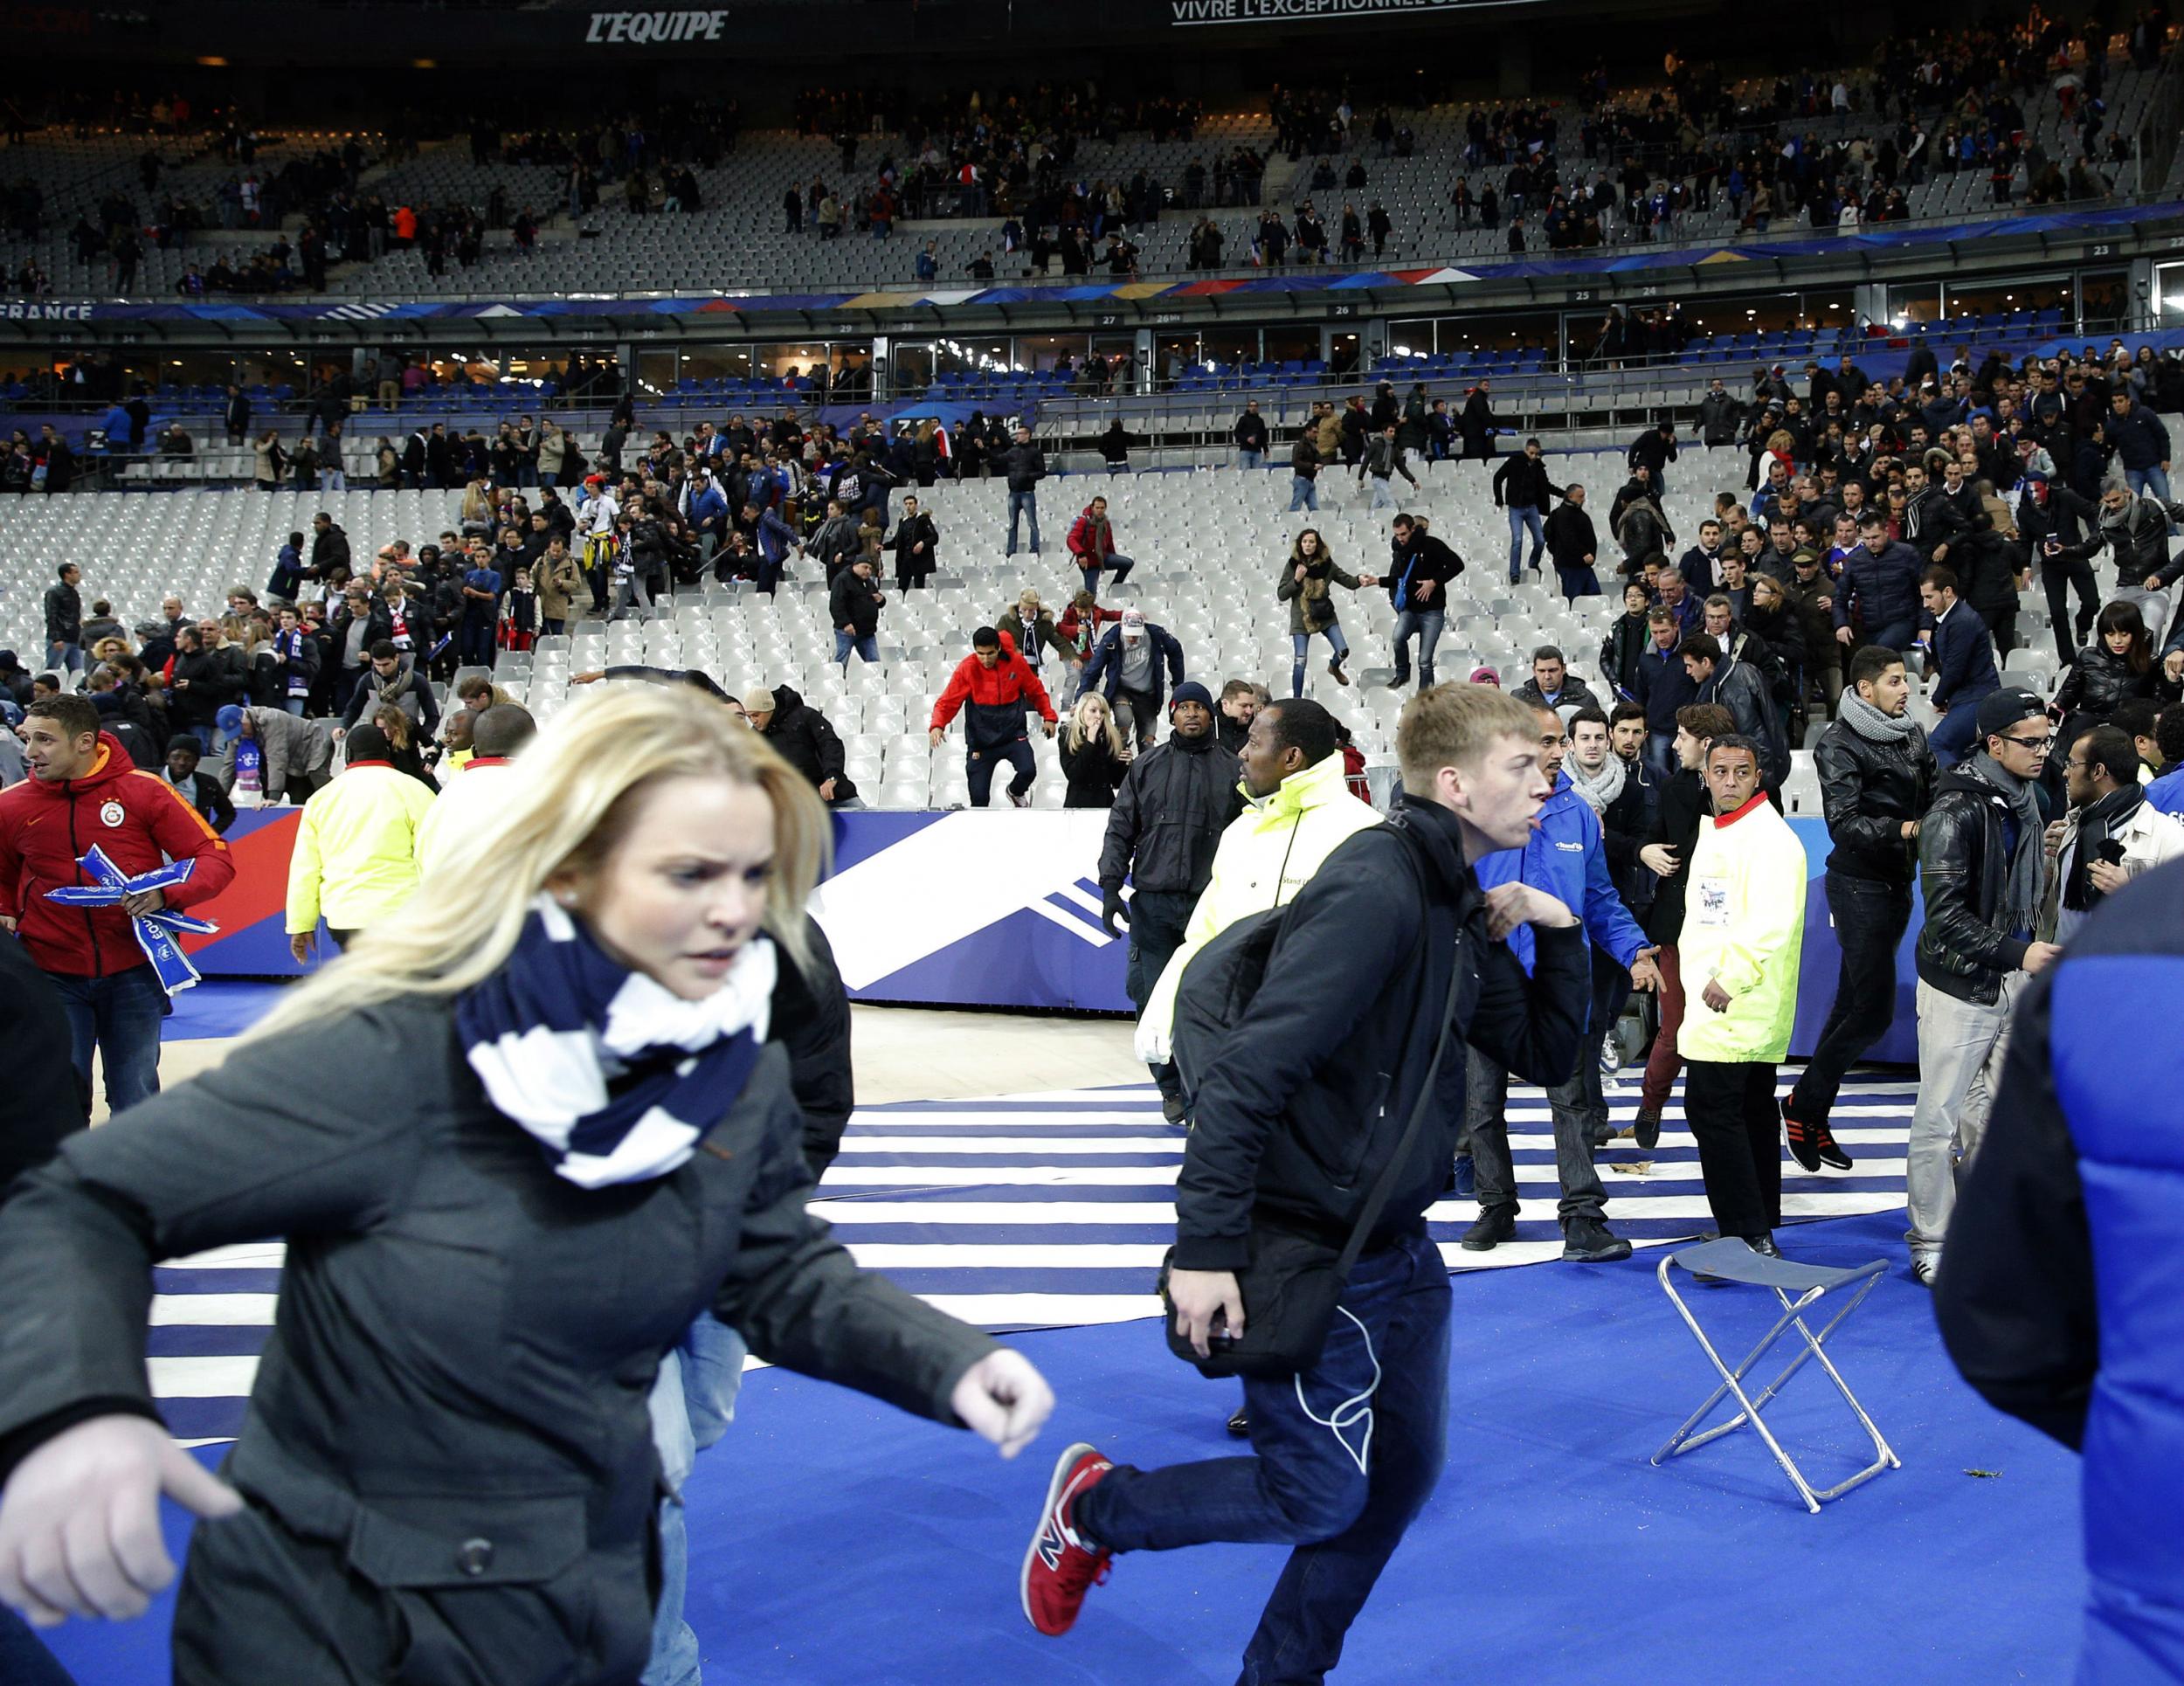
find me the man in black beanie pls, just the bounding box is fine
[1097,680,1243,1122]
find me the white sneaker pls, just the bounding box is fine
[1911,1252,1939,1288]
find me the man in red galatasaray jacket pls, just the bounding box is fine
[0,694,234,1114]
[930,625,1059,807]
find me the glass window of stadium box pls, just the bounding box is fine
[831,342,876,400]
[902,335,1013,386]
[635,349,677,397]
[1089,334,1140,389]
[1155,332,1200,387]
[1437,310,1559,356]
[1941,276,2077,333]
[890,341,934,394]
[133,350,243,395]
[1677,291,1808,338]
[674,347,756,387]
[757,342,835,389]
[1887,284,1942,327]
[1261,326,1320,370]
[2075,269,2128,333]
[2,349,92,404]
[1387,318,1439,358]
[237,349,314,397]
[1016,332,1092,375]
[1201,328,1257,382]
[2156,261,2184,328]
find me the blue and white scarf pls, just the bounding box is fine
[44,846,219,995]
[457,896,776,1189]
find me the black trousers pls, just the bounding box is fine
[1683,1059,1782,1241]
[2041,550,2101,660]
[1125,888,1197,1099]
[1790,874,1911,1121]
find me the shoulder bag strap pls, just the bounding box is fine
[1330,835,1468,1282]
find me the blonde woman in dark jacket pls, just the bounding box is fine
[0,687,1054,1684]
[1275,527,1377,695]
[1060,690,1132,807]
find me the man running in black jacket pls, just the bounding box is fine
[1026,683,1587,1681]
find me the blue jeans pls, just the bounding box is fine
[1553,563,1601,603]
[1645,729,1678,783]
[1288,474,1319,512]
[1506,506,1545,580]
[1366,474,1397,510]
[967,736,1037,805]
[834,632,879,667]
[1930,694,1988,767]
[1866,618,1918,655]
[1007,489,1041,554]
[1082,554,1134,598]
[0,1608,74,1686]
[1075,1231,1452,1686]
[45,640,82,675]
[644,1314,749,1686]
[2125,464,2174,513]
[1390,608,1444,687]
[51,963,166,1116]
[1290,624,1350,695]
[1239,449,1263,471]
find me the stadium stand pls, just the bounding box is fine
[3,23,2177,301]
[0,450,2056,818]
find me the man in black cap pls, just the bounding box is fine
[1907,687,2064,1287]
[1097,680,1242,1121]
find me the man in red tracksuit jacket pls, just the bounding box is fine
[0,695,234,1114]
[930,625,1059,807]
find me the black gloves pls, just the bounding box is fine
[1101,888,1130,939]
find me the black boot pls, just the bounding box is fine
[1461,1204,1518,1251]
[1561,1214,1634,1263]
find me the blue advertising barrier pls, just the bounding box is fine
[184,807,1916,1060]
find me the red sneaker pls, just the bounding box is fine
[1021,1441,1113,1637]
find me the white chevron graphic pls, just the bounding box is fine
[810,812,1123,988]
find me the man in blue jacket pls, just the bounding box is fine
[1631,605,1697,780]
[1935,860,2184,1684]
[1460,702,1661,1262]
[682,467,729,565]
[742,501,800,596]
[1920,565,2000,767]
[2106,388,2174,511]
[1834,512,1925,653]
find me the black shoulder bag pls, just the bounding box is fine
[1157,895,1465,1382]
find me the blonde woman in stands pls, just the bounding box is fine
[1060,690,1132,808]
[251,430,284,491]
[460,478,496,539]
[0,685,1053,1683]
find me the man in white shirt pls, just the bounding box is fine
[579,475,621,617]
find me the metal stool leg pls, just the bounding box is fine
[1651,1254,1898,1512]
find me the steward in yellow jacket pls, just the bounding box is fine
[1674,739,1807,1250]
[285,723,438,955]
[1137,702,1380,1064]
